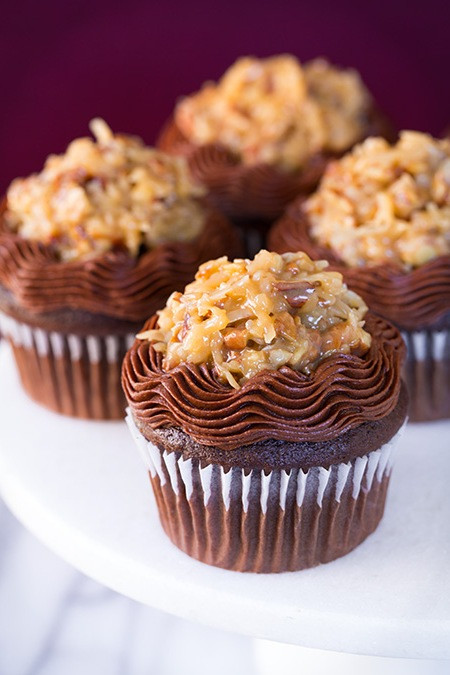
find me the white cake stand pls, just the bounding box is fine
[0,343,449,662]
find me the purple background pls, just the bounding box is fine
[1,0,449,193]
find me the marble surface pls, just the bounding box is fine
[0,342,449,671]
[1,501,449,674]
[0,499,255,675]
[1,340,449,659]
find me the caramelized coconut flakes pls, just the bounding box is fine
[306,131,450,269]
[5,119,206,262]
[175,55,372,170]
[138,250,371,388]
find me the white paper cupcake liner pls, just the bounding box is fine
[126,409,405,572]
[0,311,135,419]
[401,327,449,421]
[126,411,402,512]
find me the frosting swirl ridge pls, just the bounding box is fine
[157,119,323,220]
[122,313,405,449]
[0,204,242,322]
[158,104,394,221]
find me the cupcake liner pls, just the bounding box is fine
[0,311,135,419]
[126,410,405,573]
[402,328,450,422]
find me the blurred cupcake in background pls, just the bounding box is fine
[269,131,450,421]
[158,54,394,240]
[0,119,241,419]
[122,250,407,572]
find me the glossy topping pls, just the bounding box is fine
[268,202,450,331]
[0,205,241,322]
[123,313,405,449]
[5,119,206,262]
[306,132,450,268]
[175,55,373,170]
[137,250,371,388]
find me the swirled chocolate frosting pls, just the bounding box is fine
[268,204,450,331]
[0,203,242,323]
[122,313,405,450]
[157,109,395,222]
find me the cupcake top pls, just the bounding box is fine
[123,251,405,451]
[305,132,450,269]
[0,121,242,326]
[174,55,374,170]
[5,119,206,262]
[138,250,371,388]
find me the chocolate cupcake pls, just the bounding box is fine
[122,250,407,572]
[0,119,242,419]
[158,54,393,237]
[269,132,450,421]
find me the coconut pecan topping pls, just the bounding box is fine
[138,250,371,388]
[306,132,450,269]
[5,119,206,262]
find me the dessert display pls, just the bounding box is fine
[122,250,407,572]
[269,131,450,421]
[157,54,394,225]
[0,119,242,419]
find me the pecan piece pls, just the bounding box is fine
[223,328,247,350]
[275,280,320,307]
[180,312,191,340]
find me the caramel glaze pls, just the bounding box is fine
[268,202,450,332]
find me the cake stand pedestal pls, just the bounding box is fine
[0,343,449,667]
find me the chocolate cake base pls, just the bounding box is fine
[149,459,390,573]
[125,388,407,572]
[0,311,137,419]
[402,328,450,422]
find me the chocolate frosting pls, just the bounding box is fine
[0,202,242,323]
[136,384,407,470]
[268,203,450,331]
[122,313,405,450]
[157,109,395,222]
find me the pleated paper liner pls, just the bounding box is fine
[126,410,405,573]
[0,312,134,419]
[402,328,450,422]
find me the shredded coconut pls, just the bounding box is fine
[139,250,371,388]
[306,131,450,268]
[5,119,206,261]
[175,55,373,170]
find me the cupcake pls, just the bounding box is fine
[269,132,450,421]
[0,119,242,419]
[122,250,407,572]
[157,54,393,233]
